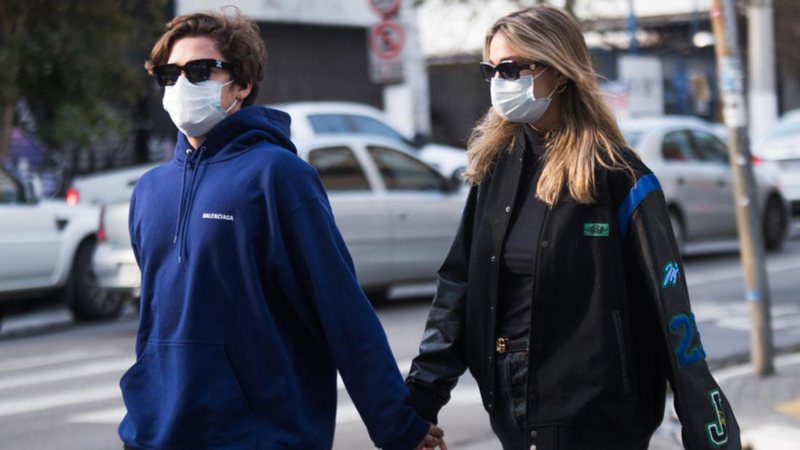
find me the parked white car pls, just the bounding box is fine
[269,101,468,182]
[620,116,790,252]
[752,109,800,217]
[68,163,154,206]
[0,164,124,321]
[83,135,467,301]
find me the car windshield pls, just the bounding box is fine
[308,113,408,143]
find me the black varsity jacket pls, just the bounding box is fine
[405,130,741,450]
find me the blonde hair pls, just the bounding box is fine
[464,5,635,205]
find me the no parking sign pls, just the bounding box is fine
[370,20,404,60]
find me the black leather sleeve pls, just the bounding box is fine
[627,189,742,449]
[405,186,477,424]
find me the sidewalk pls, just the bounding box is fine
[713,352,800,449]
[457,352,800,449]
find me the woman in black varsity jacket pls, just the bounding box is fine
[405,5,741,450]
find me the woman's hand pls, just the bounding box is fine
[414,423,447,450]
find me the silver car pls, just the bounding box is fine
[620,116,790,253]
[269,101,468,183]
[86,135,467,301]
[753,110,800,217]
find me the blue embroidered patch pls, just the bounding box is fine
[669,313,706,368]
[662,261,680,288]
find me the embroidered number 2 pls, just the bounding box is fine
[669,313,706,368]
[705,389,729,446]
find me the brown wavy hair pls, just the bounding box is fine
[146,6,266,107]
[464,5,635,205]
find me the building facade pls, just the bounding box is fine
[175,0,430,137]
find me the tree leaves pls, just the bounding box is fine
[0,0,166,157]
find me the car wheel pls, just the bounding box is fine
[763,195,787,251]
[669,209,685,255]
[69,240,124,321]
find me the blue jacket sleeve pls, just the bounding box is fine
[281,193,429,450]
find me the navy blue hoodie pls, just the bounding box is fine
[119,106,429,449]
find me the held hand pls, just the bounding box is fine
[414,424,447,450]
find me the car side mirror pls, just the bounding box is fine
[411,132,430,149]
[446,173,465,193]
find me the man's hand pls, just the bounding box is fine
[414,423,447,450]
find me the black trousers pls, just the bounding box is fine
[489,351,531,450]
[488,351,652,450]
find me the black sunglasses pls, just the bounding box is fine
[152,59,234,87]
[479,60,542,82]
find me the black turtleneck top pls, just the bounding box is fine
[497,126,548,340]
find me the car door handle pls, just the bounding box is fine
[676,177,686,186]
[55,217,69,231]
[398,212,409,220]
[717,179,727,188]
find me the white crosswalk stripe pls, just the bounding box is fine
[68,406,126,424]
[0,349,121,372]
[0,384,121,418]
[686,258,800,287]
[0,356,133,391]
[692,301,800,332]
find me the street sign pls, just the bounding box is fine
[368,19,405,83]
[719,56,746,127]
[368,0,401,18]
[369,20,404,60]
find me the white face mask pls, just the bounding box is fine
[162,77,238,137]
[490,68,555,124]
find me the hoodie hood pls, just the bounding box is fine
[169,106,297,263]
[173,106,296,165]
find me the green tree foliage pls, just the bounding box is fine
[0,0,166,162]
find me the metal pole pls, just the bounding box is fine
[747,0,778,140]
[627,0,637,53]
[710,0,775,376]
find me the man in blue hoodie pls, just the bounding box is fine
[119,8,445,450]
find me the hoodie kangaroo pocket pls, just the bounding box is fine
[120,340,256,449]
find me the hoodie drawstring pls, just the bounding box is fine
[178,146,206,263]
[173,146,205,263]
[173,149,192,246]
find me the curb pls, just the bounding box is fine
[713,350,800,383]
[712,352,800,450]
